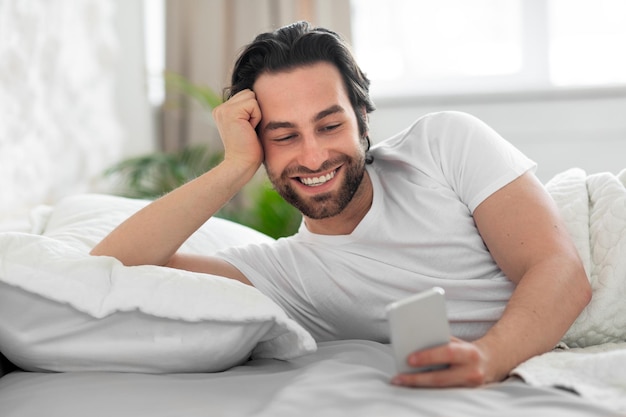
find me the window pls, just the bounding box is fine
[350,0,626,98]
[143,0,165,107]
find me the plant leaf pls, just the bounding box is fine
[165,72,223,110]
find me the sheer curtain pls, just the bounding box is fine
[161,0,351,152]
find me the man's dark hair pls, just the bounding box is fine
[225,21,375,155]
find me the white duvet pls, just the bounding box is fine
[513,168,626,413]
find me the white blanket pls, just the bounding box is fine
[546,168,626,347]
[512,343,626,413]
[512,168,626,413]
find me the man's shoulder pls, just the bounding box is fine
[411,111,487,139]
[371,111,473,159]
[375,111,483,147]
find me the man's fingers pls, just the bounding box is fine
[391,364,486,388]
[392,339,488,388]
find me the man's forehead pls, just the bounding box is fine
[254,64,351,130]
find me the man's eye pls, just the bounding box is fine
[321,124,340,132]
[274,134,296,142]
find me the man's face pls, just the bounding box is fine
[253,62,367,220]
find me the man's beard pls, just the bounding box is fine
[266,152,366,220]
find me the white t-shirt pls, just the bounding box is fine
[217,111,536,342]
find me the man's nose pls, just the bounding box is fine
[297,134,329,170]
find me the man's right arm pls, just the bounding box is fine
[165,253,252,285]
[90,90,263,281]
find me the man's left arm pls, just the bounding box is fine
[391,171,591,387]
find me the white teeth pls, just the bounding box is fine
[300,170,336,186]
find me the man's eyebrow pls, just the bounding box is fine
[313,105,344,122]
[264,121,295,131]
[263,105,345,132]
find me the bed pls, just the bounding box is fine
[0,171,625,417]
[2,1,625,414]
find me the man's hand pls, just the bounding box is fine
[91,89,267,268]
[390,337,500,388]
[212,89,264,172]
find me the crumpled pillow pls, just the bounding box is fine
[0,194,316,373]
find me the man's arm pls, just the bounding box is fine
[165,253,252,285]
[90,90,263,281]
[392,171,591,387]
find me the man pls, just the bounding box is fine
[91,21,591,388]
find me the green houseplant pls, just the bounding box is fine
[105,73,301,239]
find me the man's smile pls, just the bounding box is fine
[298,169,338,187]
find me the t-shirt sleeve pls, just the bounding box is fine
[214,239,323,336]
[400,111,537,212]
[216,241,295,301]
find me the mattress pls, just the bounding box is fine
[0,340,619,417]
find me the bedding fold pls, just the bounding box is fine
[512,342,626,413]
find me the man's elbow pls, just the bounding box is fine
[89,245,104,257]
[89,243,116,259]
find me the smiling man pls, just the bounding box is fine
[255,62,371,232]
[91,21,591,388]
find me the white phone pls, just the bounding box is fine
[386,287,451,374]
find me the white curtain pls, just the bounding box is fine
[161,0,352,152]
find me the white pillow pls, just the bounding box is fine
[0,194,316,373]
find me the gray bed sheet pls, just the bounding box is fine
[0,340,619,417]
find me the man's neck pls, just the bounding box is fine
[303,171,373,236]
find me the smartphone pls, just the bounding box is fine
[386,287,451,374]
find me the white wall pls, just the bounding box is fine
[0,0,123,216]
[0,0,154,219]
[368,89,626,183]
